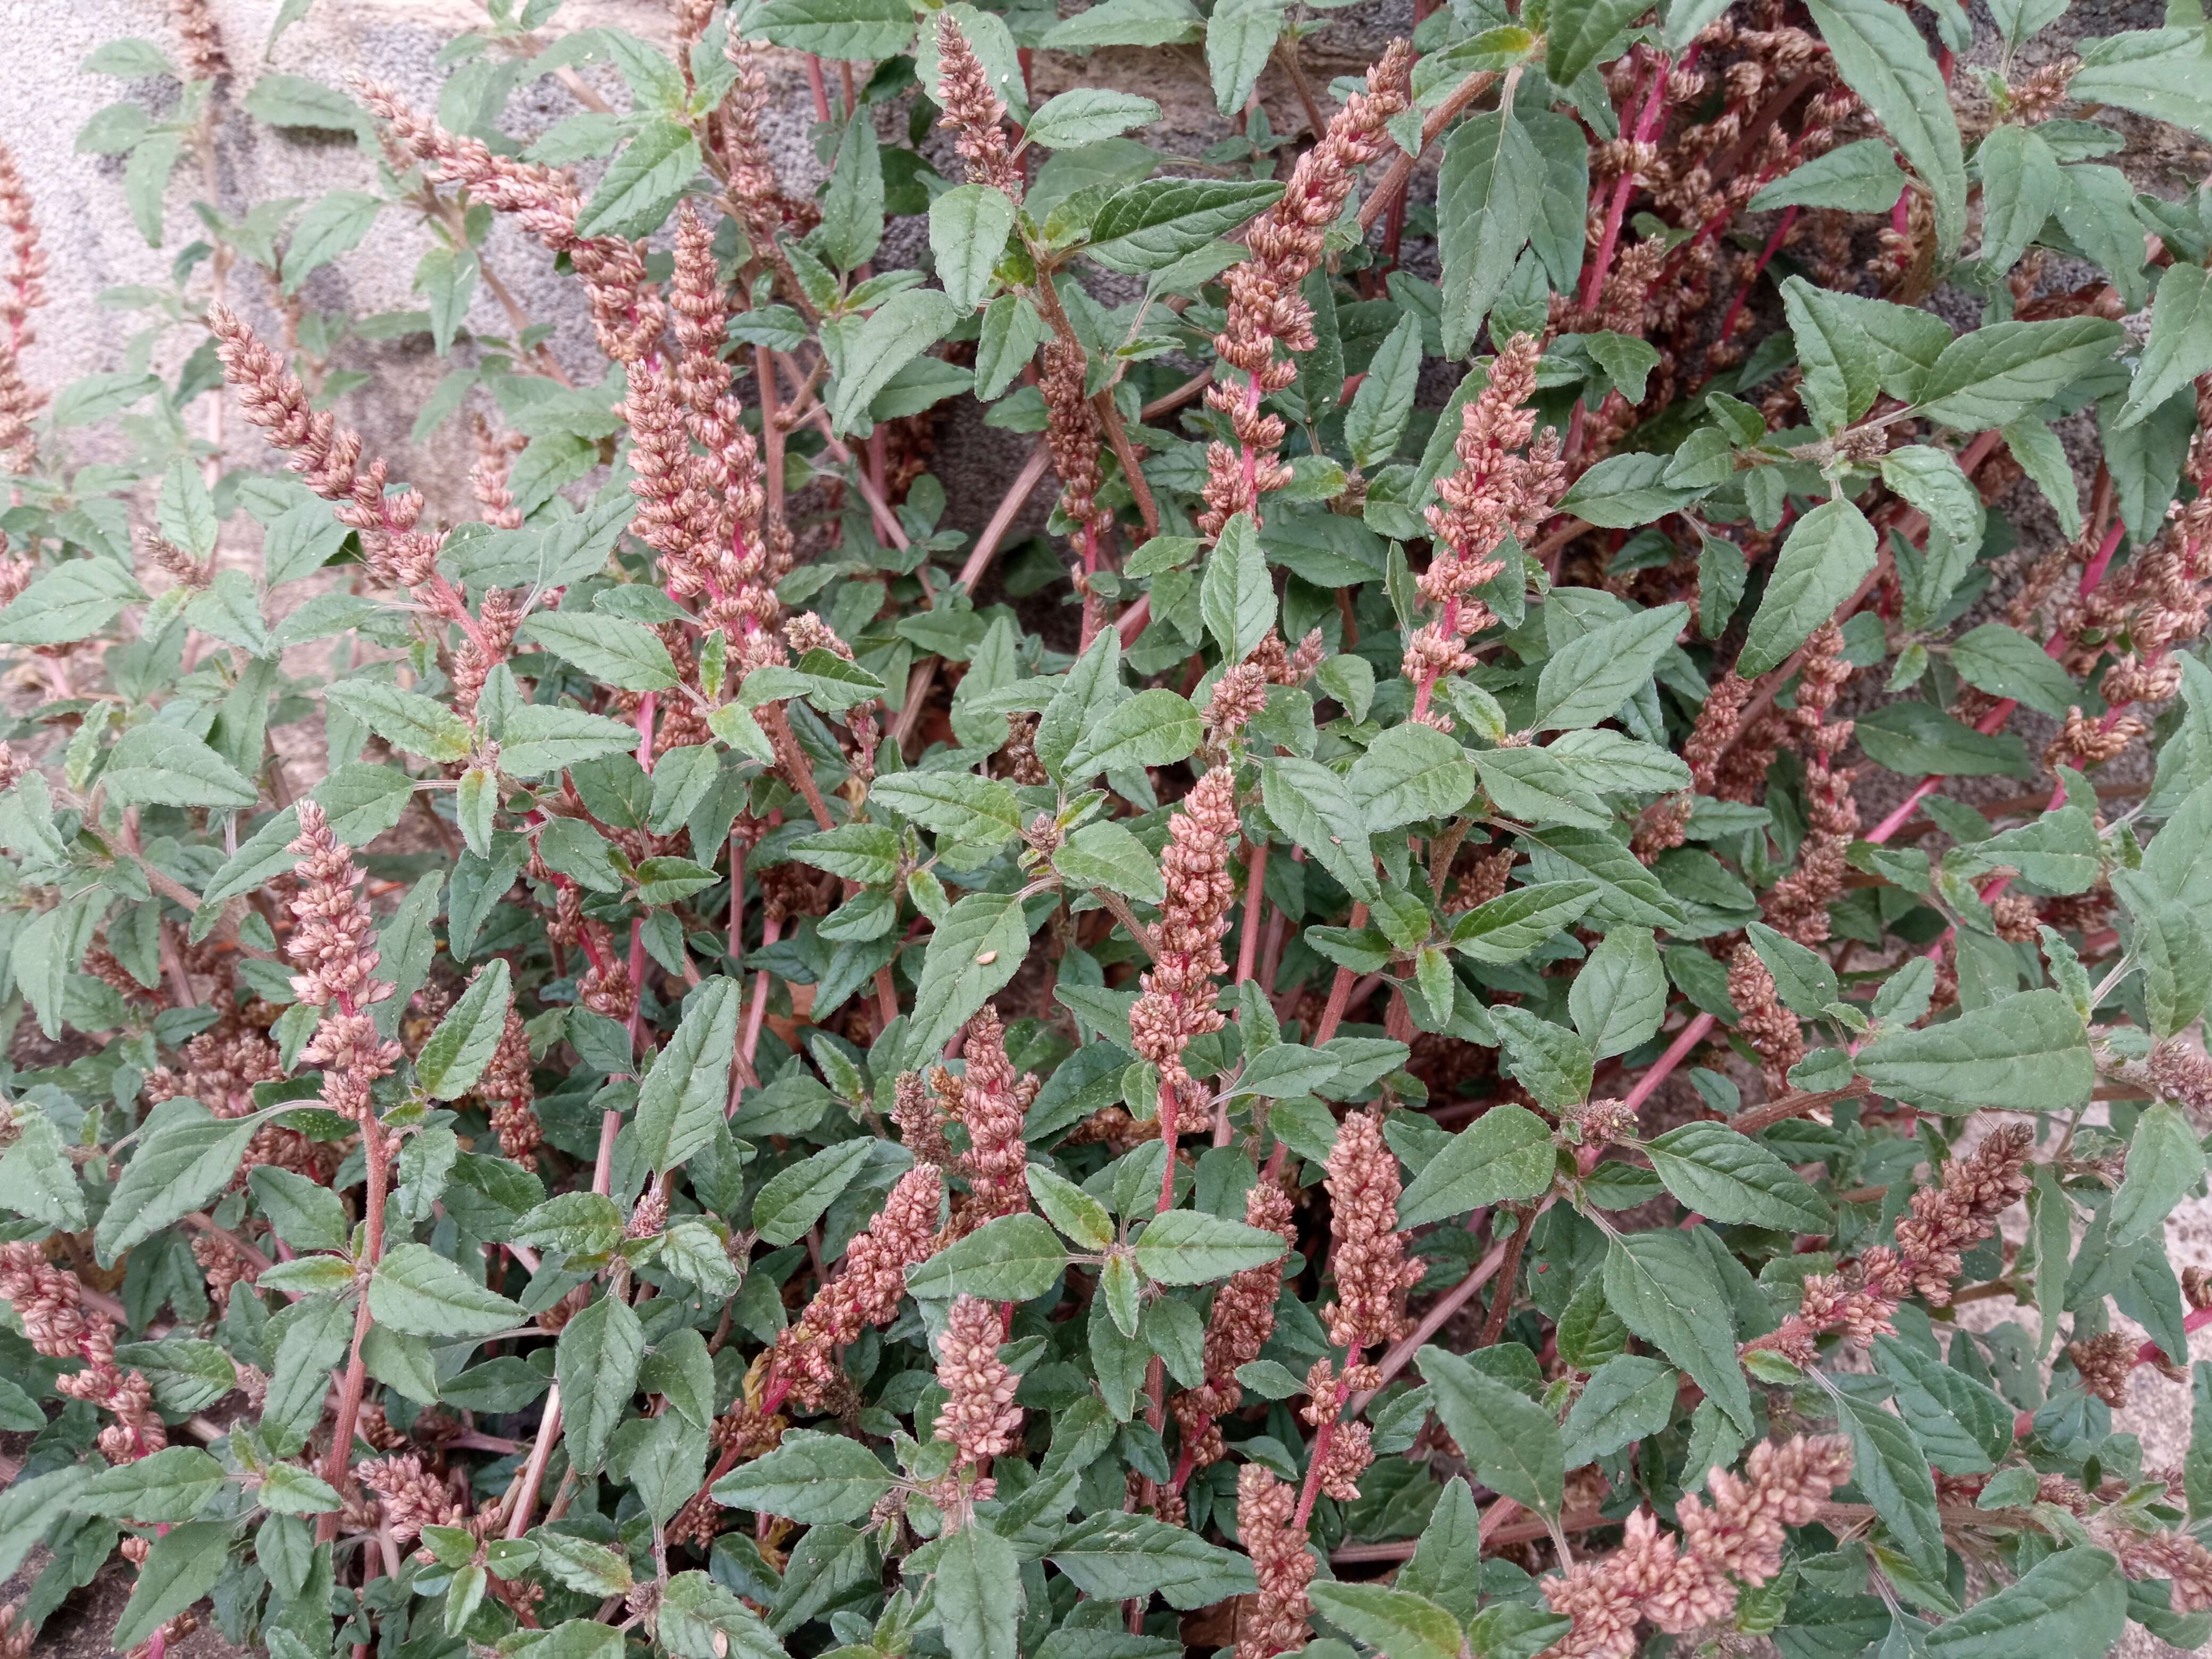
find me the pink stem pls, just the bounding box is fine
[1577,51,1672,319]
[1715,206,1798,346]
[740,917,782,1065]
[634,691,657,774]
[1622,1012,1715,1113]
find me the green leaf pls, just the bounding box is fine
[1133,1209,1289,1285]
[1974,125,2064,279]
[1419,1344,1564,1516]
[928,1521,1022,1659]
[1260,756,1379,904]
[869,770,1024,845]
[2117,262,2212,428]
[284,190,381,292]
[1491,1007,1594,1110]
[1854,701,2036,778]
[1644,1122,1832,1231]
[250,1165,348,1253]
[660,1571,783,1659]
[2108,1100,2206,1249]
[1557,451,1690,529]
[1037,629,1125,780]
[1531,603,1688,732]
[1346,315,1421,472]
[325,677,474,763]
[556,1292,644,1476]
[1948,623,2078,719]
[0,559,141,641]
[80,1446,226,1523]
[1604,1230,1753,1430]
[1027,1164,1115,1251]
[821,110,884,272]
[1397,1103,1556,1227]
[1782,276,1879,435]
[1026,89,1162,148]
[1205,0,1285,114]
[1744,920,1840,1016]
[312,763,416,843]
[1805,0,1965,259]
[1439,110,1539,357]
[1913,317,2125,430]
[1047,1513,1256,1607]
[102,723,259,810]
[753,0,917,57]
[929,183,1016,313]
[1921,1547,2124,1659]
[522,611,679,691]
[2068,29,2212,144]
[1750,138,1907,212]
[906,1212,1067,1302]
[244,72,361,130]
[1308,1583,1462,1659]
[1560,1354,1677,1468]
[0,1108,87,1229]
[1871,1336,2012,1475]
[1044,0,1205,50]
[1836,1392,1945,1582]
[1537,1,1644,80]
[1452,882,1602,964]
[95,1104,258,1263]
[1351,722,1477,830]
[632,977,742,1175]
[259,1461,346,1516]
[754,1139,873,1247]
[575,122,701,239]
[112,1522,230,1652]
[1086,179,1283,273]
[158,457,217,557]
[1570,927,1667,1059]
[1200,512,1275,665]
[1473,747,1612,831]
[416,959,512,1100]
[529,1530,634,1597]
[1054,819,1166,903]
[368,1242,526,1338]
[1058,688,1204,783]
[1739,498,1878,678]
[827,290,959,435]
[792,824,901,885]
[903,892,1034,1068]
[1857,988,2092,1113]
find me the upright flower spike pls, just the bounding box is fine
[934,15,1023,200]
[287,801,403,1127]
[1172,1179,1296,1469]
[1537,1436,1853,1657]
[774,1163,943,1409]
[1762,621,1857,943]
[933,1293,1023,1464]
[938,1004,1034,1225]
[1237,1464,1316,1659]
[1040,340,1113,644]
[1127,767,1240,1160]
[1403,335,1566,728]
[0,140,45,473]
[1200,42,1412,539]
[1320,1108,1421,1354]
[208,306,449,591]
[358,82,664,362]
